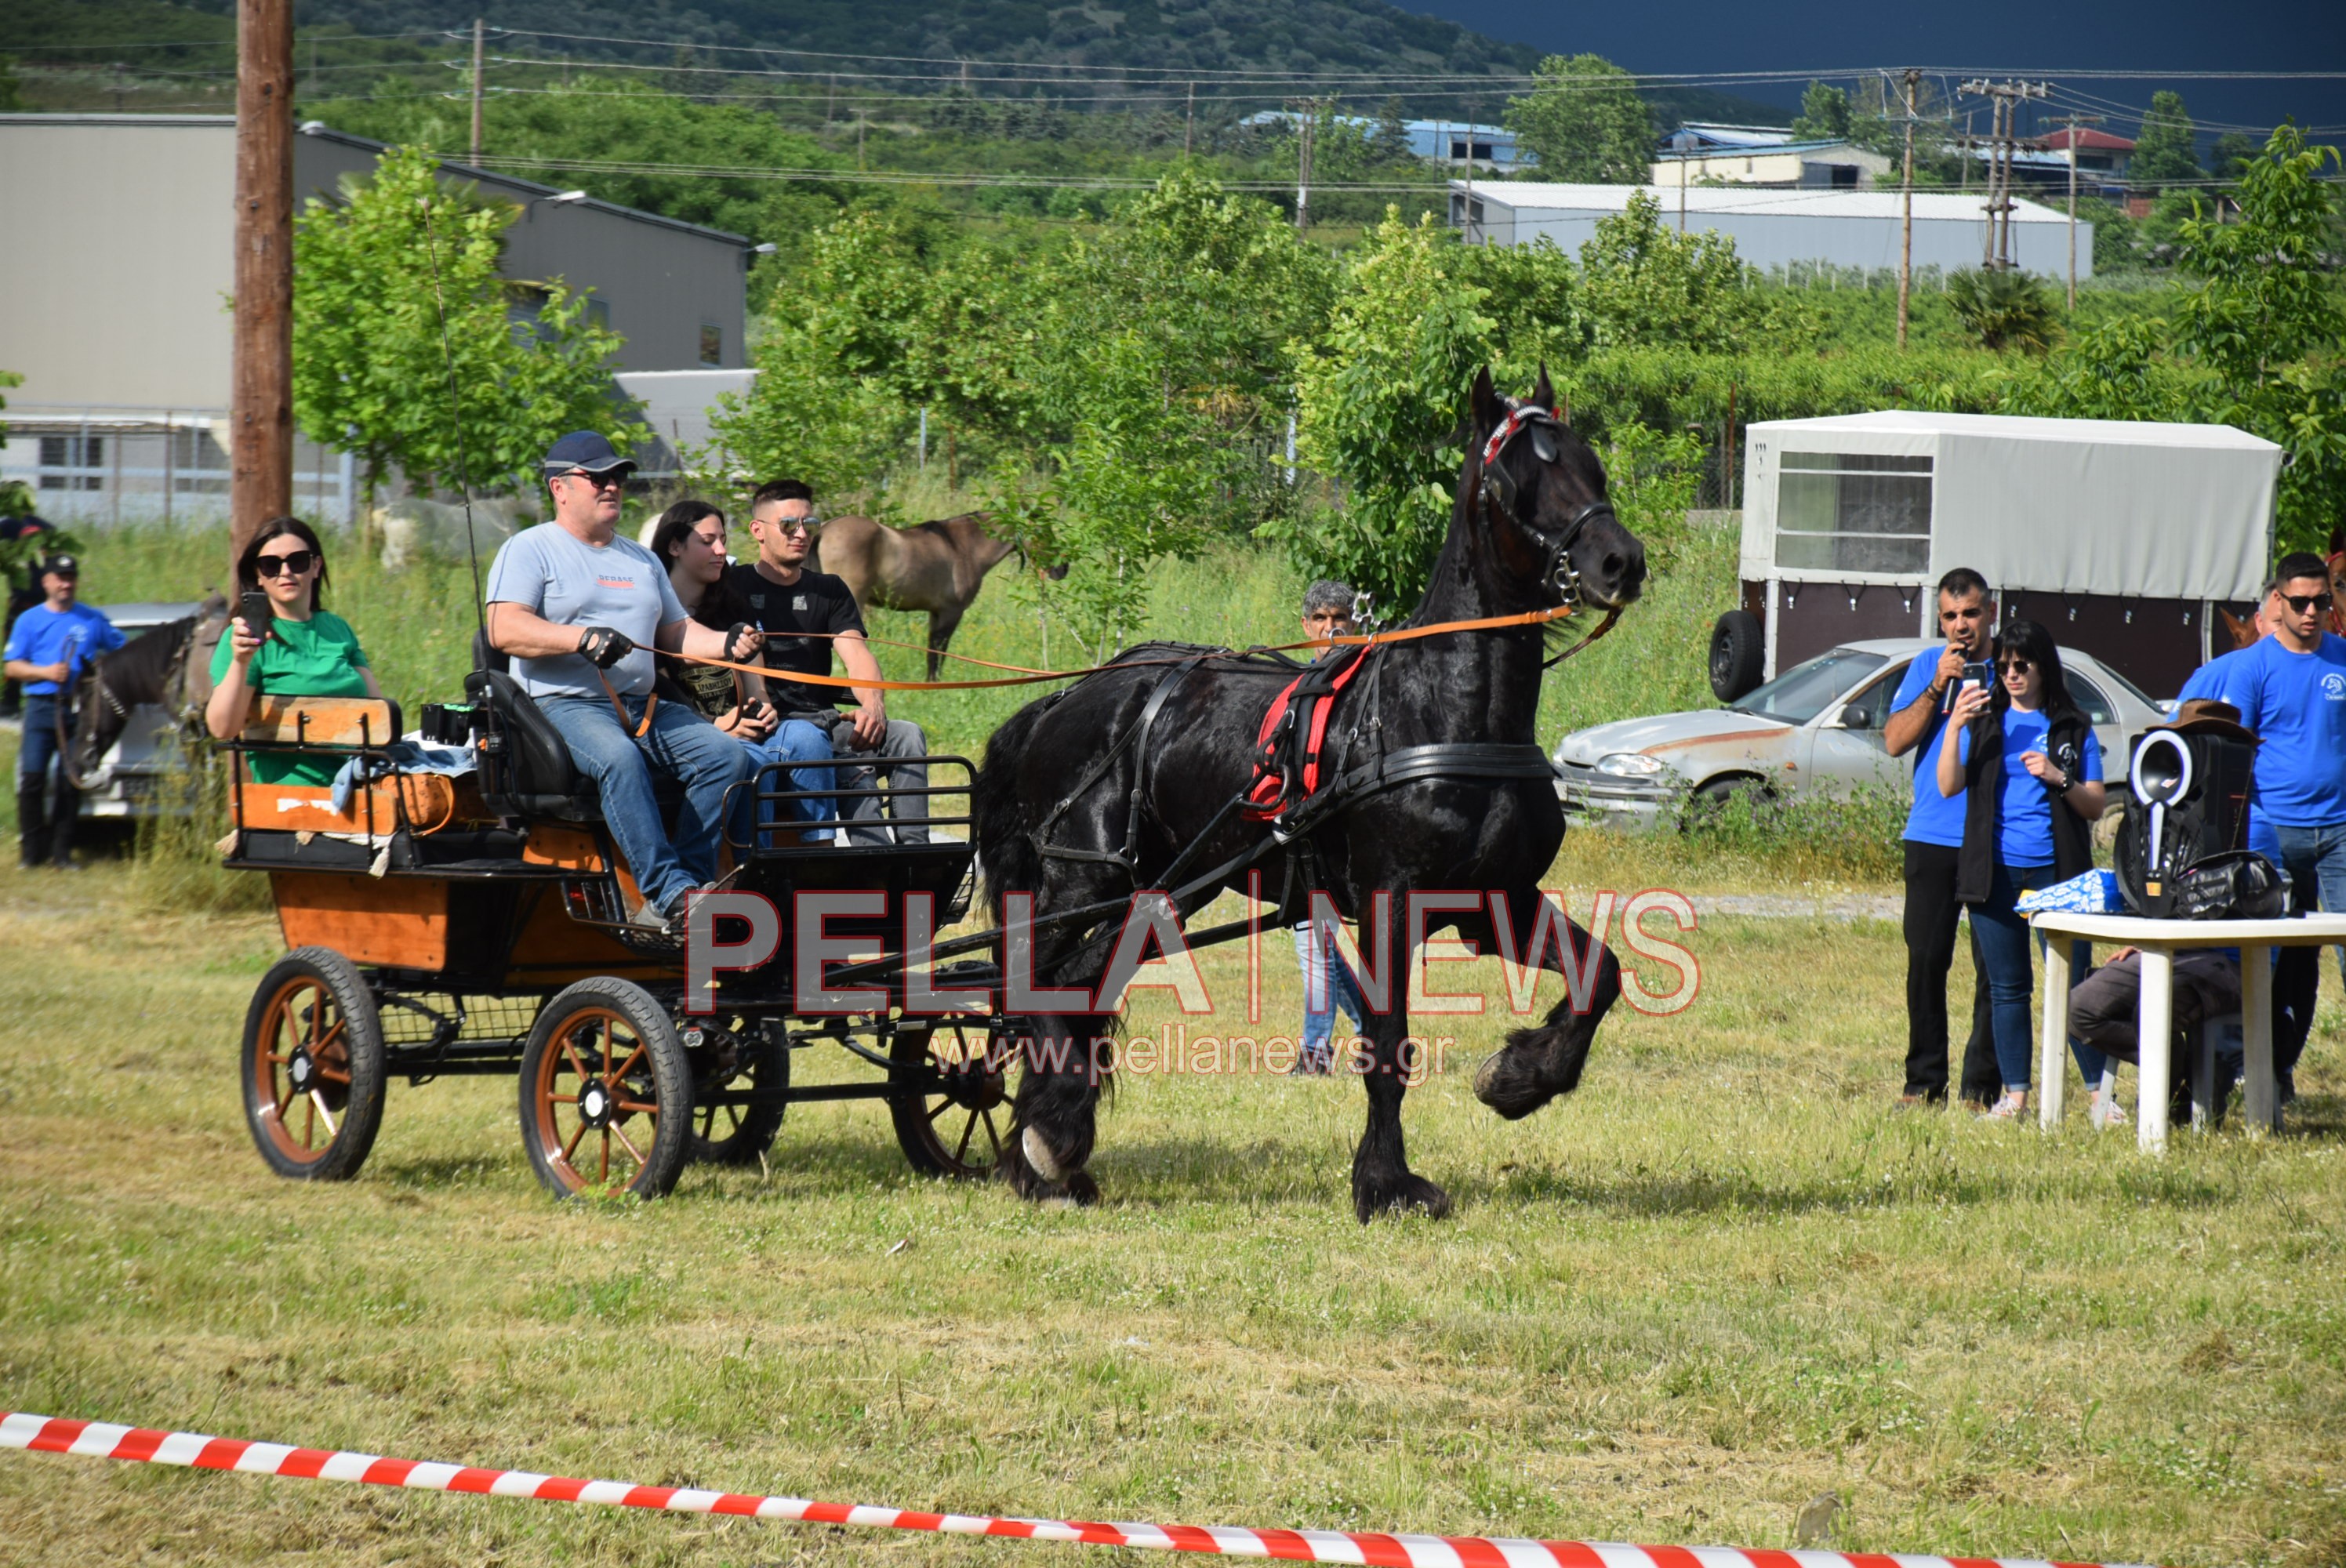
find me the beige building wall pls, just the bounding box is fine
[1652,145,1893,190]
[0,116,238,412]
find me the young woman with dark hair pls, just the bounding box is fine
[649,499,837,842]
[1936,619,2111,1120]
[205,517,383,784]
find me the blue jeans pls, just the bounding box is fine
[15,693,64,783]
[540,693,751,913]
[2270,820,2346,1077]
[1294,919,1368,1063]
[1970,861,2068,1093]
[731,719,839,848]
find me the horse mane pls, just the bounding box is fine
[93,613,200,706]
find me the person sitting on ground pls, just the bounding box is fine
[1937,619,2108,1121]
[648,499,837,844]
[5,552,124,869]
[485,431,761,933]
[1290,579,1370,1076]
[205,518,384,786]
[726,478,929,847]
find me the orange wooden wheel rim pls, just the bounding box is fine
[250,975,354,1167]
[530,1005,664,1195]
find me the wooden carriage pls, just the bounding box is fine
[226,684,1014,1200]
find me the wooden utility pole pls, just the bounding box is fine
[1962,79,2051,271]
[469,17,485,162]
[1184,81,1195,157]
[2056,112,2102,310]
[231,0,294,561]
[1292,99,1317,232]
[1898,68,1919,349]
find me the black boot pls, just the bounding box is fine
[47,782,79,869]
[16,779,47,869]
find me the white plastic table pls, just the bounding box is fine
[2029,910,2346,1151]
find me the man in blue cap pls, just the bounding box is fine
[3,554,124,868]
[485,432,762,931]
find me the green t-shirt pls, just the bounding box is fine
[211,609,372,786]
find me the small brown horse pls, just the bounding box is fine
[812,512,1062,679]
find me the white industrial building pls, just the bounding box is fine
[1450,182,2088,278]
[0,114,758,526]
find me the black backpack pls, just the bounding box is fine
[2113,724,2257,917]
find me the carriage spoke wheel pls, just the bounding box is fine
[519,978,691,1200]
[890,1022,1012,1180]
[240,947,386,1181]
[684,1019,788,1167]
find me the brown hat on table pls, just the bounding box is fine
[2148,698,2257,744]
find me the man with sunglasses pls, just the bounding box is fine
[2220,552,2346,1100]
[726,478,929,846]
[485,431,761,932]
[3,554,124,869]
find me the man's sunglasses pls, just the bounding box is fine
[560,470,627,491]
[774,517,819,537]
[2279,590,2336,614]
[254,550,317,577]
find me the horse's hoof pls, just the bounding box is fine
[1473,1047,1556,1120]
[1352,1171,1452,1224]
[1062,1170,1100,1207]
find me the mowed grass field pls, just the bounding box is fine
[2,839,2342,1568]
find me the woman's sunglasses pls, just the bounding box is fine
[1997,657,2034,675]
[254,550,317,577]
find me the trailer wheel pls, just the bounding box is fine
[242,947,387,1181]
[519,978,692,1200]
[891,1022,1012,1181]
[1709,610,1765,702]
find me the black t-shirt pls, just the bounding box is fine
[724,563,866,715]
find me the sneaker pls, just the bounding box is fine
[1979,1090,2028,1121]
[2087,1089,2130,1127]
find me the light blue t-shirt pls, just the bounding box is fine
[1893,653,1968,848]
[2220,633,2346,829]
[2,601,125,695]
[2170,648,2280,857]
[1958,706,2103,867]
[484,523,686,700]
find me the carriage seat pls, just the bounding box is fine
[465,667,601,822]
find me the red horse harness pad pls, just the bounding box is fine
[1244,645,1371,820]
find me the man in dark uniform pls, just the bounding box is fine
[727,479,928,845]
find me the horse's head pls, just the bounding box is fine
[1468,365,1647,613]
[66,663,127,789]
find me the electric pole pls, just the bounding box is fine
[2055,112,2101,310]
[469,17,485,162]
[1185,81,1195,157]
[1960,79,2050,270]
[1898,68,1919,350]
[231,0,294,564]
[1291,98,1325,233]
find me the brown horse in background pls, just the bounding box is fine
[812,512,1062,679]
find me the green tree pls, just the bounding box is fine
[1504,55,1654,184]
[1375,96,1411,163]
[1790,81,1852,143]
[1571,193,1818,357]
[1275,209,1497,612]
[1945,268,2061,354]
[2130,91,2202,190]
[2207,131,2259,184]
[291,146,640,508]
[0,56,24,113]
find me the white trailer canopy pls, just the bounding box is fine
[1741,411,2279,601]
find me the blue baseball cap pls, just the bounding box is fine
[540,430,636,477]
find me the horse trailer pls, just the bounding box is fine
[1713,412,2282,703]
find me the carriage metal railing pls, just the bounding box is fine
[732,753,978,853]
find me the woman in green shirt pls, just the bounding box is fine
[205,517,383,786]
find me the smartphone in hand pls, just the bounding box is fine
[236,590,275,644]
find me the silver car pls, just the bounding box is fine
[1553,637,2168,830]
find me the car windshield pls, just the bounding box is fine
[1730,648,1888,725]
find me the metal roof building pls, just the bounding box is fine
[1450,181,2088,278]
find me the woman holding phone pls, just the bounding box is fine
[1936,619,2109,1120]
[205,517,382,785]
[648,500,837,841]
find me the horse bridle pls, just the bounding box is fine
[1478,403,1616,612]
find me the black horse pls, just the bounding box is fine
[66,595,226,789]
[971,368,1647,1221]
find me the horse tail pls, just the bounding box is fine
[973,695,1055,927]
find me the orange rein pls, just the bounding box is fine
[674,601,1618,694]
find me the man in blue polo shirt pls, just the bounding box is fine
[2220,553,2346,1099]
[1882,565,2000,1106]
[2,554,125,869]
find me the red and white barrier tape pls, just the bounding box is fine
[3,1410,2155,1568]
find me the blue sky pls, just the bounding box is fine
[1394,1,2346,151]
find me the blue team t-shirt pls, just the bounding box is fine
[2,601,125,695]
[1957,706,2104,867]
[2170,648,2280,857]
[2219,633,2346,829]
[484,523,687,701]
[1894,654,1969,847]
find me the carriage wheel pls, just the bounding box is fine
[241,947,387,1181]
[683,1019,788,1167]
[518,978,692,1200]
[890,1022,1012,1181]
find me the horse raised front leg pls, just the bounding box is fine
[1004,1012,1109,1206]
[1472,889,1621,1120]
[1349,906,1451,1222]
